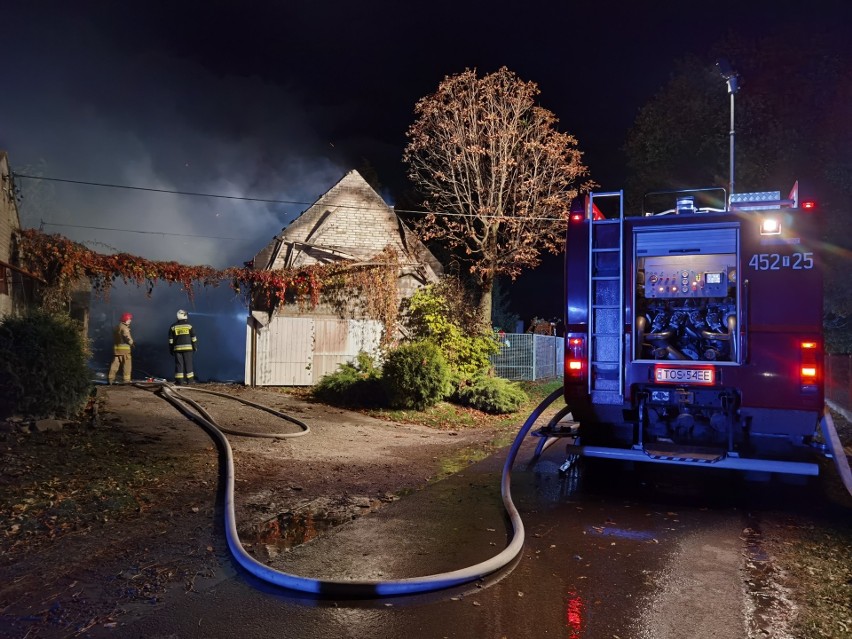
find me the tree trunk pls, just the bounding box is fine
[476,271,495,330]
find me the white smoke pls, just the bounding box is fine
[0,8,357,381]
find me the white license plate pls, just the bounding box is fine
[654,366,715,385]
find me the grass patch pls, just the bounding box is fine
[774,408,852,638]
[272,379,565,433]
[364,379,564,432]
[770,515,852,639]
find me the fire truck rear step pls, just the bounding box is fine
[563,443,820,475]
[641,442,725,463]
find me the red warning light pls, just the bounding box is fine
[801,200,817,210]
[799,340,820,389]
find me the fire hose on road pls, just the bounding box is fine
[148,381,566,597]
[821,407,852,497]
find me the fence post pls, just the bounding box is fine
[532,334,537,381]
[553,335,564,377]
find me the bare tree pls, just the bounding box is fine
[403,67,591,327]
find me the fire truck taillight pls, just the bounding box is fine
[565,336,586,379]
[800,341,819,392]
[570,213,584,222]
[800,200,817,210]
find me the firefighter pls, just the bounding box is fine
[168,309,197,385]
[108,312,134,384]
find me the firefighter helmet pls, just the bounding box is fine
[177,310,188,321]
[121,313,133,322]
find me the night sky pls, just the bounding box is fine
[1,0,847,378]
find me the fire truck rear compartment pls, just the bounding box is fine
[561,187,826,475]
[634,229,738,364]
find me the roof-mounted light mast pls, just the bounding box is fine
[716,58,740,208]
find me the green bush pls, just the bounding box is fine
[312,351,386,408]
[454,375,528,414]
[381,341,450,410]
[0,310,92,419]
[403,283,498,380]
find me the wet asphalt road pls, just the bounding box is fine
[89,438,816,639]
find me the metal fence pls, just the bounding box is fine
[490,333,564,381]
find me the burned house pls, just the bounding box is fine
[245,170,443,385]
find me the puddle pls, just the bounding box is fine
[244,435,517,558]
[245,496,390,558]
[437,446,492,478]
[435,434,516,480]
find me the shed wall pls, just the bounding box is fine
[246,315,382,386]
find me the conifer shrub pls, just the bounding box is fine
[0,309,92,419]
[454,375,528,414]
[312,351,386,407]
[381,341,450,410]
[402,283,498,381]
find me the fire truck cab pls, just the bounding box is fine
[560,184,824,475]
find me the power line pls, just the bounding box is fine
[39,221,241,240]
[13,172,568,221]
[14,172,301,205]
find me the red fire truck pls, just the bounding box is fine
[552,183,832,476]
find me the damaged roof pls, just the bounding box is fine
[253,169,442,280]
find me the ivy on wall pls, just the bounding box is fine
[15,229,402,343]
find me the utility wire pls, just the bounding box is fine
[38,221,241,241]
[14,172,293,205]
[13,172,568,221]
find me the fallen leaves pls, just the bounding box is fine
[0,420,208,560]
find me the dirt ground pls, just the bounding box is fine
[0,383,507,638]
[2,384,850,638]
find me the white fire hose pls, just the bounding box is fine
[151,381,564,597]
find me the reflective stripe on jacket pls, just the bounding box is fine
[169,320,197,353]
[113,321,134,355]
